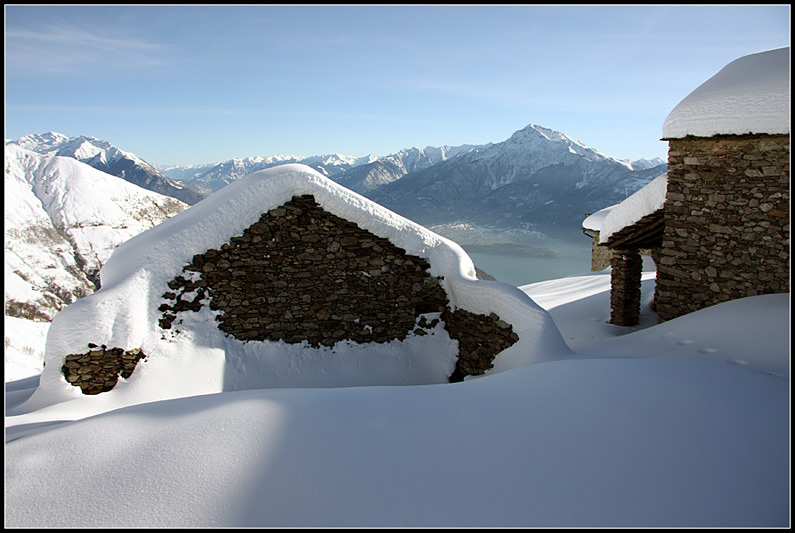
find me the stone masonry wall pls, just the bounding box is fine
[588,230,613,271]
[157,194,518,383]
[62,345,147,395]
[656,134,790,321]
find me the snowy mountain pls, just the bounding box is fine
[9,133,205,205]
[333,144,476,194]
[13,126,667,246]
[4,145,187,321]
[366,124,667,238]
[162,153,378,194]
[160,124,666,245]
[624,156,667,170]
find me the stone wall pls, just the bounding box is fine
[443,308,520,382]
[157,194,518,383]
[587,230,612,271]
[62,345,146,395]
[656,134,790,320]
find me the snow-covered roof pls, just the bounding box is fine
[663,47,790,139]
[582,174,668,244]
[28,164,569,412]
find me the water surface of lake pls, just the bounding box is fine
[466,241,595,287]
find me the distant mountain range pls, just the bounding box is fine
[157,124,666,244]
[8,123,666,261]
[367,125,667,239]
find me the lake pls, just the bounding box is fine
[465,241,594,287]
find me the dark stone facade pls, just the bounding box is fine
[656,134,790,320]
[159,195,450,346]
[155,194,518,383]
[443,308,520,382]
[61,195,520,394]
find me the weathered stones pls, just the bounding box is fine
[609,250,644,326]
[656,134,789,320]
[61,345,147,395]
[158,195,520,381]
[444,310,520,382]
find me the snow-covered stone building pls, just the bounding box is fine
[584,47,790,326]
[657,47,790,321]
[29,164,569,407]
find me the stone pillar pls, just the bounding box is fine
[610,249,643,326]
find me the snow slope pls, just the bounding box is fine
[9,133,205,204]
[21,163,569,414]
[663,46,790,138]
[5,146,187,325]
[5,265,789,527]
[6,145,187,279]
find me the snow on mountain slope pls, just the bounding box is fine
[334,145,477,194]
[4,145,188,318]
[5,151,96,320]
[368,124,668,233]
[10,133,205,205]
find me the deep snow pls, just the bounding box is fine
[5,262,790,527]
[663,46,790,139]
[4,45,790,528]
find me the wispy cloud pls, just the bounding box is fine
[6,24,176,76]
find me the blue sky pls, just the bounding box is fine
[5,5,790,166]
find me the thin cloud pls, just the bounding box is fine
[6,24,176,76]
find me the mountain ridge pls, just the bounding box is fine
[9,133,205,205]
[9,123,668,246]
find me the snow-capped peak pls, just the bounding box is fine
[11,131,71,153]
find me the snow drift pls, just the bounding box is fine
[27,164,570,413]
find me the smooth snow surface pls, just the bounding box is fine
[23,163,568,414]
[663,47,790,139]
[6,264,789,527]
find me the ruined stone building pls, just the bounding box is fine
[41,166,563,401]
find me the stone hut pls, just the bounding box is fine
[657,47,790,321]
[35,164,566,405]
[584,47,790,326]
